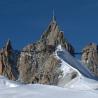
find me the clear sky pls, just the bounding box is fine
[0,0,98,52]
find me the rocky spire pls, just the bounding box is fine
[0,39,19,80]
[81,43,98,76]
[41,13,59,44]
[5,39,13,55]
[18,15,75,84]
[40,15,74,55]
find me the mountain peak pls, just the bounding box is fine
[41,16,63,45]
[40,16,74,55]
[5,39,13,52]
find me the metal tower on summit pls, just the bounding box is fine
[52,9,56,23]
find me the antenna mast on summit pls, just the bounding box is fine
[52,9,55,22]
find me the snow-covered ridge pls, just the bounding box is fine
[56,45,96,79]
[55,45,98,90]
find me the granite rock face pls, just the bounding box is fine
[18,17,75,84]
[0,17,75,84]
[81,43,98,76]
[0,40,19,80]
[40,17,74,55]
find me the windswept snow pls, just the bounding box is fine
[55,45,98,90]
[56,45,97,79]
[0,45,98,98]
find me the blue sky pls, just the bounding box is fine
[0,0,98,52]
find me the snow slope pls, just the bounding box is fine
[0,45,98,98]
[0,76,97,98]
[56,45,98,90]
[56,45,97,79]
[0,84,98,98]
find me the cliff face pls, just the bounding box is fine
[0,40,19,80]
[81,43,98,76]
[18,17,75,84]
[1,17,98,84]
[40,17,74,55]
[0,17,75,84]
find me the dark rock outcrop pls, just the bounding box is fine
[81,43,98,76]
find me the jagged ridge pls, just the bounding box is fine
[0,16,75,84]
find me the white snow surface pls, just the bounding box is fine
[56,45,98,90]
[0,45,98,98]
